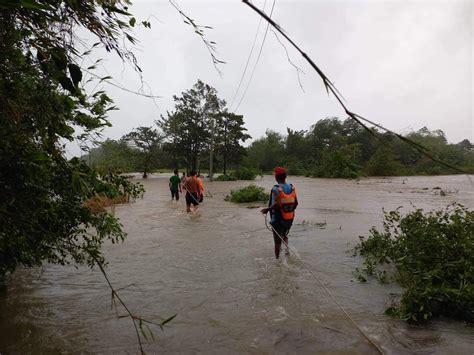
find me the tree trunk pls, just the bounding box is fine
[223,124,228,175]
[223,150,227,175]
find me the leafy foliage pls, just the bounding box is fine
[158,80,250,173]
[244,130,285,172]
[215,168,259,181]
[121,126,164,178]
[225,184,269,203]
[85,139,137,173]
[215,111,251,175]
[354,204,474,322]
[158,80,224,171]
[0,0,145,281]
[231,167,259,180]
[244,118,474,177]
[215,174,237,181]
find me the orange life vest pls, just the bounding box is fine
[277,185,297,221]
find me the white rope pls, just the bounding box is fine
[263,214,384,354]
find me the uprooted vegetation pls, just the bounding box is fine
[225,184,269,203]
[354,203,474,323]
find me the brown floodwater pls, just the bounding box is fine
[1,175,473,354]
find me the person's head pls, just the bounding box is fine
[273,166,287,183]
[182,172,186,176]
[190,170,197,177]
[174,169,178,175]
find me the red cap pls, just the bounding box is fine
[273,166,287,175]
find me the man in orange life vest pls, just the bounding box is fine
[261,167,298,259]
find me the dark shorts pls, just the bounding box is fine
[185,192,200,206]
[171,189,179,200]
[271,221,292,244]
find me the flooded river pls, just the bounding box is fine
[1,175,473,354]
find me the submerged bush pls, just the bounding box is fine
[232,167,259,180]
[215,174,237,181]
[354,203,474,323]
[225,184,269,203]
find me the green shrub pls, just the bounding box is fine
[215,174,237,181]
[354,203,474,323]
[286,162,307,176]
[232,167,259,180]
[225,184,269,203]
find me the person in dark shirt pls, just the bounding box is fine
[261,167,298,259]
[169,169,181,201]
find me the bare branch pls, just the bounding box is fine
[170,0,225,75]
[270,28,305,93]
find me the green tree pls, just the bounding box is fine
[121,126,163,178]
[84,139,137,173]
[0,0,144,284]
[366,145,403,176]
[215,111,251,175]
[245,130,285,172]
[159,80,225,171]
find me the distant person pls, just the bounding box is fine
[261,167,298,259]
[169,169,181,201]
[196,174,205,202]
[184,170,200,212]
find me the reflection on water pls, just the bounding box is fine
[1,175,473,354]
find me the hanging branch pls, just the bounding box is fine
[270,28,305,93]
[242,0,470,175]
[170,0,225,74]
[87,251,176,354]
[83,69,162,99]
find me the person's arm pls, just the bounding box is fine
[261,189,279,214]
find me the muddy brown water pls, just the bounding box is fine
[1,175,473,354]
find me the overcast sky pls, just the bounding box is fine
[69,0,472,157]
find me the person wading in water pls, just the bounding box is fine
[184,170,200,213]
[169,169,181,201]
[196,174,205,203]
[261,167,298,259]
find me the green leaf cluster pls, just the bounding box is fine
[225,184,269,203]
[0,0,145,282]
[354,204,474,322]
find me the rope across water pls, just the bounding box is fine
[263,214,384,354]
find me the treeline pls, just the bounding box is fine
[87,116,473,178]
[84,81,473,178]
[84,80,250,177]
[244,118,474,177]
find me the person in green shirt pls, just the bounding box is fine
[169,169,181,201]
